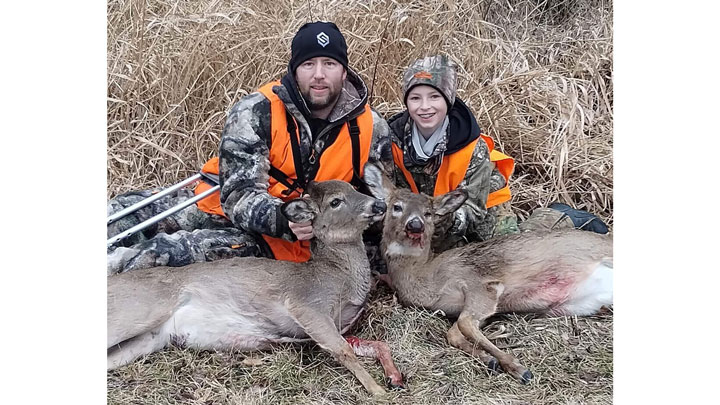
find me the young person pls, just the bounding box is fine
[378,54,608,256]
[381,55,519,252]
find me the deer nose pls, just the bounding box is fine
[372,201,387,214]
[406,217,424,233]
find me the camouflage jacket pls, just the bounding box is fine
[218,68,390,241]
[383,98,509,250]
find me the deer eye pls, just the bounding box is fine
[330,198,342,208]
[393,203,403,213]
[424,211,433,218]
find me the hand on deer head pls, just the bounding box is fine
[284,198,315,241]
[288,220,314,240]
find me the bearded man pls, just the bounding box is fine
[107,21,389,273]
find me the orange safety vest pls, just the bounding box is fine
[194,80,375,262]
[391,134,514,207]
[194,158,223,215]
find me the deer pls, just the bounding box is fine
[362,162,613,384]
[107,179,405,395]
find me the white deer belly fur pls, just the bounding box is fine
[498,258,613,316]
[157,298,309,350]
[554,260,613,316]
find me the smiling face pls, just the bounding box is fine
[405,85,449,138]
[295,56,347,118]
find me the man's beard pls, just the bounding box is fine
[300,86,342,112]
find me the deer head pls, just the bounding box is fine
[281,180,387,244]
[363,162,467,257]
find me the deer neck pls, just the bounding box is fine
[310,238,370,278]
[382,240,438,307]
[310,237,372,309]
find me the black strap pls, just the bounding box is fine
[286,111,306,188]
[348,118,364,190]
[268,165,299,192]
[268,111,306,197]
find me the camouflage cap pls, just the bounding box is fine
[402,55,458,108]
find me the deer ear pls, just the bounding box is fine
[363,161,393,200]
[281,198,317,223]
[433,189,468,216]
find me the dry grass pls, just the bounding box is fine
[107,0,613,403]
[107,0,613,224]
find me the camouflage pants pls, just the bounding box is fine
[491,201,521,237]
[496,202,587,235]
[107,188,270,274]
[517,207,576,233]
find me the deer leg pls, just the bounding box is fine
[107,331,168,370]
[446,323,499,373]
[456,314,532,383]
[290,310,386,396]
[456,283,533,384]
[345,336,405,389]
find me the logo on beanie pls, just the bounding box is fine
[317,32,329,47]
[414,71,433,80]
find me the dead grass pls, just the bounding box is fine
[107,0,613,402]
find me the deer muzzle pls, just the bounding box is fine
[372,201,387,215]
[406,217,424,233]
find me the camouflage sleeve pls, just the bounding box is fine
[488,165,506,193]
[218,92,294,240]
[369,109,394,173]
[487,151,519,237]
[450,139,496,241]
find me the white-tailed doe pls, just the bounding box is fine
[363,162,612,384]
[107,180,404,395]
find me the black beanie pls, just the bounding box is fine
[289,21,348,73]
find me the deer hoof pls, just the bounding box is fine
[386,375,407,390]
[520,369,533,384]
[486,358,500,373]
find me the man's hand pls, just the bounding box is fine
[289,221,313,241]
